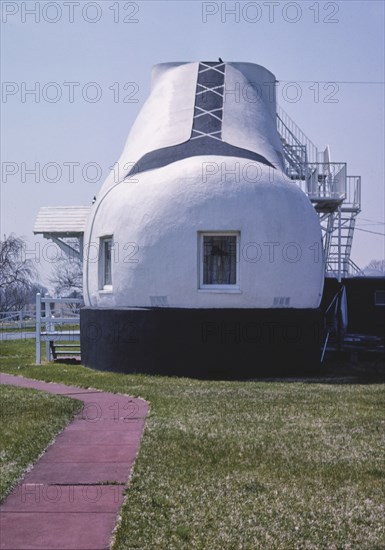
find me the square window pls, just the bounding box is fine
[199,233,239,290]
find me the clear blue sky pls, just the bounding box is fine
[1,0,384,283]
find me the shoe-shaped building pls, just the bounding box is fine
[40,61,326,377]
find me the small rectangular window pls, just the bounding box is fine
[199,232,239,290]
[375,290,385,306]
[100,237,112,290]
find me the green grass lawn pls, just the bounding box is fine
[0,322,80,333]
[0,340,384,549]
[0,384,81,501]
[0,325,35,333]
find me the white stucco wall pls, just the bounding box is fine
[222,63,284,170]
[98,62,199,196]
[84,61,324,309]
[84,156,324,308]
[98,61,284,195]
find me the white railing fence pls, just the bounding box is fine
[0,309,36,330]
[35,293,82,364]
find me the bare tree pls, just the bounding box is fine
[0,234,38,312]
[49,239,83,299]
[364,259,385,274]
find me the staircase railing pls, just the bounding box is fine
[276,105,362,279]
[345,176,361,210]
[277,104,318,163]
[347,258,365,276]
[288,162,347,201]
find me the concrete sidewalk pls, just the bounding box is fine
[0,373,149,550]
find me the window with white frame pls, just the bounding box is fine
[199,232,239,289]
[100,236,112,290]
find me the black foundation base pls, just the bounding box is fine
[80,307,323,379]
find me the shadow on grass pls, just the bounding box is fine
[247,351,385,385]
[54,358,82,365]
[163,351,385,385]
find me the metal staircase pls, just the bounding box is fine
[325,212,353,276]
[276,105,362,279]
[277,105,318,164]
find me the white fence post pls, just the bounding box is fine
[35,293,41,365]
[45,296,52,362]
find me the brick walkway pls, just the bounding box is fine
[0,373,149,550]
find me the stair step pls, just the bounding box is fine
[52,344,80,348]
[54,351,81,355]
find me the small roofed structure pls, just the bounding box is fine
[33,206,90,261]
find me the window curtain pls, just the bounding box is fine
[203,236,236,284]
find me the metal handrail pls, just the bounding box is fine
[345,176,361,210]
[277,105,318,163]
[289,162,347,200]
